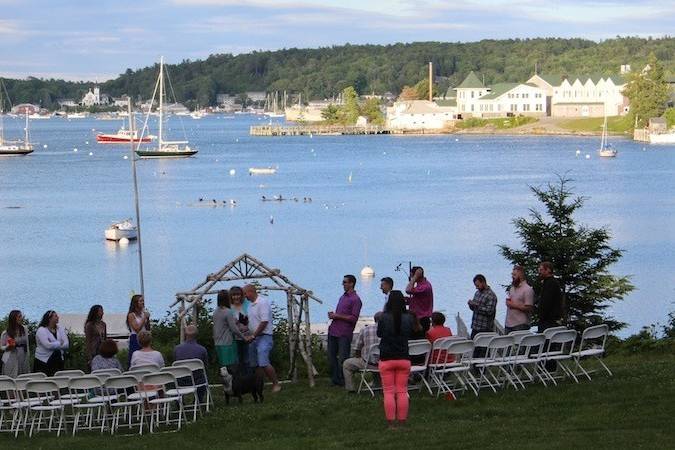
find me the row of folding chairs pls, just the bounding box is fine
[357,324,612,400]
[0,358,212,438]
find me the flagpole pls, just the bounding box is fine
[128,98,145,296]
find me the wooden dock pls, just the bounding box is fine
[250,124,390,136]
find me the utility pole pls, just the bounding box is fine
[428,61,433,101]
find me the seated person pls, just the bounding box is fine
[130,331,165,369]
[174,325,208,401]
[91,339,123,372]
[426,312,455,363]
[342,313,381,393]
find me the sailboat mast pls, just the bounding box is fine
[128,99,145,296]
[159,57,164,148]
[24,111,29,146]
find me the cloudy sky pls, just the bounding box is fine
[1,0,673,81]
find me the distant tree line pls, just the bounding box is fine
[2,37,675,110]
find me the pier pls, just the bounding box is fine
[250,124,390,136]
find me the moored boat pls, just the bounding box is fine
[249,167,277,175]
[105,219,138,241]
[96,128,154,144]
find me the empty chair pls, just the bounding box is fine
[356,343,381,397]
[16,372,47,380]
[510,334,548,388]
[68,376,107,435]
[173,359,212,412]
[473,335,518,393]
[571,324,612,380]
[141,372,185,433]
[92,368,122,376]
[125,369,158,402]
[161,366,200,422]
[25,380,66,437]
[54,370,85,378]
[428,339,476,398]
[0,378,23,437]
[127,363,160,372]
[104,375,145,435]
[408,340,432,395]
[540,330,578,384]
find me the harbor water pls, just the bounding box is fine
[1,114,674,336]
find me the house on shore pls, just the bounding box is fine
[385,100,457,130]
[527,71,629,117]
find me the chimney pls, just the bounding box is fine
[428,62,433,102]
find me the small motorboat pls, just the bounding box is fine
[105,219,138,241]
[249,167,277,175]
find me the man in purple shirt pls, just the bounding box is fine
[405,266,434,332]
[327,274,362,387]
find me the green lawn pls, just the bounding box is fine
[559,116,633,134]
[456,116,538,129]
[2,353,674,449]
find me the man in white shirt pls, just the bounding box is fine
[505,265,535,334]
[244,284,281,393]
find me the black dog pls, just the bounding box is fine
[221,366,264,404]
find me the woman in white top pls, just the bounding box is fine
[126,294,150,367]
[33,310,69,376]
[1,310,31,377]
[129,330,164,369]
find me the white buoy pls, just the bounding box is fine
[85,141,89,145]
[119,237,129,245]
[585,154,591,159]
[348,171,353,183]
[360,265,375,278]
[235,138,239,142]
[73,148,78,152]
[123,155,128,160]
[575,150,581,156]
[455,138,459,142]
[43,144,48,148]
[229,169,236,176]
[88,152,93,156]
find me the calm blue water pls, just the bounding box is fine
[1,115,674,336]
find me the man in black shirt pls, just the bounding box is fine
[537,261,564,332]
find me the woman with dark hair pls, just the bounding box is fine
[84,304,107,369]
[90,339,122,372]
[229,286,251,369]
[213,290,249,370]
[34,310,69,376]
[377,290,417,428]
[126,294,150,366]
[1,310,31,377]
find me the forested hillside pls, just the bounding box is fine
[3,37,675,109]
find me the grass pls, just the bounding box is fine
[559,115,633,134]
[2,353,674,449]
[456,116,538,129]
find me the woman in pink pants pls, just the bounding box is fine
[377,290,418,427]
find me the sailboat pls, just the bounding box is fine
[136,57,197,158]
[96,112,154,144]
[598,112,617,158]
[0,83,34,156]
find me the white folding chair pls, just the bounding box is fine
[141,372,185,433]
[161,366,200,422]
[510,334,548,388]
[473,335,518,394]
[356,343,381,397]
[69,376,107,435]
[408,340,433,395]
[16,372,47,380]
[55,370,85,378]
[104,375,145,435]
[540,330,578,384]
[25,380,66,437]
[173,359,213,412]
[0,378,24,437]
[429,339,476,398]
[125,369,160,402]
[128,363,160,372]
[571,324,612,380]
[92,368,122,376]
[470,332,497,363]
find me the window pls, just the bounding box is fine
[523,104,530,111]
[535,104,542,111]
[471,104,474,112]
[510,104,517,111]
[471,91,474,98]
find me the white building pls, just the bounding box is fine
[475,83,546,118]
[385,100,457,130]
[527,73,629,117]
[81,87,101,107]
[455,71,489,117]
[112,95,131,108]
[57,98,77,108]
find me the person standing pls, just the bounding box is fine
[504,266,535,334]
[327,274,362,387]
[537,261,564,332]
[380,277,394,309]
[467,274,497,338]
[229,286,251,370]
[34,310,69,376]
[213,290,250,371]
[244,284,281,393]
[1,310,31,377]
[405,266,433,332]
[84,304,107,369]
[126,294,150,367]
[377,291,416,428]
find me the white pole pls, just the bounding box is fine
[128,99,145,296]
[159,56,164,149]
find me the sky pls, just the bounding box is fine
[1,0,673,81]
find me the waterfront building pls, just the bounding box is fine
[112,95,131,108]
[455,71,489,117]
[57,98,77,108]
[245,91,266,104]
[385,100,457,130]
[527,72,629,117]
[10,103,40,115]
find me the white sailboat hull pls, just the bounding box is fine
[105,226,138,241]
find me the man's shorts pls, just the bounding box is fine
[249,334,273,368]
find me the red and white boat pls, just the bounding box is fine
[96,127,154,144]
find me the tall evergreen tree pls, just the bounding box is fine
[499,176,633,332]
[623,53,671,127]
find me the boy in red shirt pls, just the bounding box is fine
[426,312,454,363]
